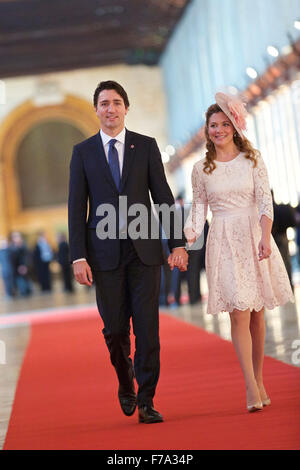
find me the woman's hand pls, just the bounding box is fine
[184,228,196,248]
[259,215,272,262]
[258,237,271,261]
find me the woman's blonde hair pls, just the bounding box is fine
[203,104,259,174]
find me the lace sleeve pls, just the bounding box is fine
[184,163,208,242]
[253,156,273,221]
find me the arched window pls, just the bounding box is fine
[16,120,85,208]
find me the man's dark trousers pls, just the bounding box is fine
[94,238,161,407]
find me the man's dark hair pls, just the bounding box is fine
[93,80,130,108]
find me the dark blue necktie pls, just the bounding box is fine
[108,139,121,191]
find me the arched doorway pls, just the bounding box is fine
[0,95,99,241]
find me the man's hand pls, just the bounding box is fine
[168,247,188,272]
[73,260,93,286]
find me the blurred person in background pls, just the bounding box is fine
[10,231,32,297]
[186,221,209,305]
[0,237,14,299]
[170,193,187,307]
[56,232,74,293]
[33,231,53,292]
[296,198,300,268]
[159,236,171,307]
[271,190,296,291]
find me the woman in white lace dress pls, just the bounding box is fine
[183,93,294,413]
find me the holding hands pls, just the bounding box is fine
[168,247,189,272]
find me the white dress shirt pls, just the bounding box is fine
[100,127,126,174]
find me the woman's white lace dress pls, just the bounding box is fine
[184,153,294,315]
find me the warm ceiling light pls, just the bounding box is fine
[161,152,170,163]
[294,20,300,30]
[281,45,292,55]
[165,145,176,156]
[267,46,279,57]
[249,83,261,95]
[269,66,281,78]
[246,67,258,79]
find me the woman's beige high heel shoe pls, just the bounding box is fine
[247,401,263,413]
[262,397,271,407]
[247,387,263,412]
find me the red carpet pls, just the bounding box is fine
[3,309,300,450]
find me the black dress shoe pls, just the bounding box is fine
[138,405,163,424]
[118,384,137,416]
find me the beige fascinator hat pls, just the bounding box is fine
[215,92,248,139]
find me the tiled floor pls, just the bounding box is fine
[0,274,299,449]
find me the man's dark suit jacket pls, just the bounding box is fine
[68,129,185,271]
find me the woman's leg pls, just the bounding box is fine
[250,307,269,401]
[229,308,261,406]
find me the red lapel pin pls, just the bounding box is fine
[130,144,135,149]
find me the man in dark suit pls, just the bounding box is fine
[271,191,295,290]
[57,232,74,293]
[68,81,188,424]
